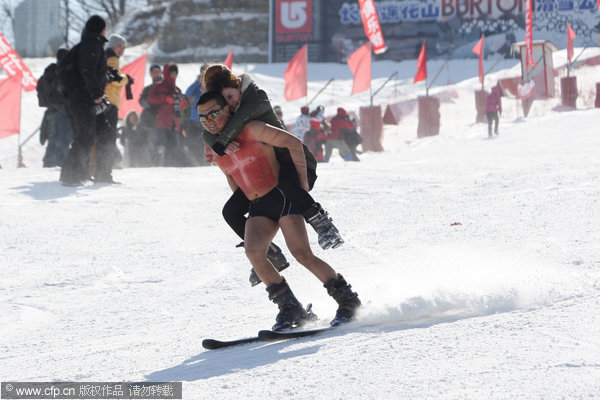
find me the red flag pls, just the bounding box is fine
[567,22,576,64]
[525,0,536,72]
[0,72,22,139]
[224,49,233,69]
[118,54,147,119]
[358,0,387,54]
[414,42,427,84]
[0,32,36,92]
[472,35,484,83]
[283,44,307,101]
[347,42,371,95]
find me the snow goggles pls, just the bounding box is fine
[198,106,224,122]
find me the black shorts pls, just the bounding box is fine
[248,186,301,222]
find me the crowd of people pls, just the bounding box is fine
[36,15,365,187]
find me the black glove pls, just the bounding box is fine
[126,74,134,85]
[211,141,227,156]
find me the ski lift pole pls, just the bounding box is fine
[426,59,449,96]
[485,54,506,76]
[370,71,398,106]
[17,126,41,168]
[568,46,588,76]
[482,54,506,89]
[307,78,334,107]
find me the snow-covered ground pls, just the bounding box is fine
[1,49,600,399]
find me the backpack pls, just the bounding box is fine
[37,63,69,113]
[55,44,81,97]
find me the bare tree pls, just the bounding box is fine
[61,0,148,46]
[0,0,15,39]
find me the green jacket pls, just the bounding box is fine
[203,76,317,189]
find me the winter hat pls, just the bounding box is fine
[337,107,347,117]
[108,34,127,48]
[301,106,309,115]
[56,48,68,62]
[149,64,161,72]
[85,15,106,35]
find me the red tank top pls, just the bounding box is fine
[215,128,277,199]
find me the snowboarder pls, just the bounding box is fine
[197,91,361,329]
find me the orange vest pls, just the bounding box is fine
[215,128,277,199]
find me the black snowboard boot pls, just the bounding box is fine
[303,203,344,250]
[266,278,313,331]
[324,274,361,326]
[242,242,290,287]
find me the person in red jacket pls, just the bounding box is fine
[326,107,355,162]
[148,63,186,166]
[303,119,327,162]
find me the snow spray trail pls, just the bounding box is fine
[355,243,589,326]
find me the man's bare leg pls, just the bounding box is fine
[244,216,282,286]
[278,214,337,283]
[279,214,361,326]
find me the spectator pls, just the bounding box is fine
[148,62,186,166]
[326,107,355,162]
[486,83,502,137]
[292,106,311,142]
[59,15,110,187]
[303,119,327,162]
[184,63,209,165]
[121,110,149,167]
[273,105,287,130]
[138,64,162,166]
[37,48,73,168]
[96,33,130,183]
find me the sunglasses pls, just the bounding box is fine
[198,106,224,122]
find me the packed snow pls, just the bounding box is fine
[1,47,599,399]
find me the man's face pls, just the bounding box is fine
[113,44,125,57]
[197,98,228,134]
[150,68,161,81]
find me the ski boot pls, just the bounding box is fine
[324,274,361,326]
[266,278,317,331]
[241,242,290,287]
[304,203,344,250]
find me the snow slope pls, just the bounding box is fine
[1,49,600,399]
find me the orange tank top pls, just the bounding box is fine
[215,128,277,199]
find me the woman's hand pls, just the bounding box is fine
[224,141,240,155]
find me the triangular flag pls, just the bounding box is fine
[283,44,307,101]
[567,22,576,64]
[347,42,371,95]
[414,42,427,84]
[0,32,37,92]
[0,71,22,139]
[118,54,147,119]
[224,49,233,69]
[472,35,484,83]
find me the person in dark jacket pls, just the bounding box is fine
[60,15,110,186]
[138,64,162,166]
[38,48,73,168]
[486,84,502,137]
[148,63,186,166]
